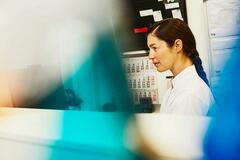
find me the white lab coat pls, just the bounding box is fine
[160,65,215,116]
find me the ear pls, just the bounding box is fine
[174,39,183,53]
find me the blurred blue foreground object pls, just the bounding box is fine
[204,41,240,159]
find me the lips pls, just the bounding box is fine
[154,62,160,67]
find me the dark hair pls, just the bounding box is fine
[147,18,209,86]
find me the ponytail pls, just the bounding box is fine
[190,50,209,86]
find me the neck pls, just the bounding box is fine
[171,54,193,76]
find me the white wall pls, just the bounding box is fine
[186,0,211,81]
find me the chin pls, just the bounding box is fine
[157,67,167,72]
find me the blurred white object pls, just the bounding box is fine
[126,114,211,159]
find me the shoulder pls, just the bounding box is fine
[184,75,211,95]
[183,79,214,108]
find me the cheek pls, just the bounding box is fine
[156,49,170,61]
[165,53,176,66]
[157,50,175,65]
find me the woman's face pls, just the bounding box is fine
[147,34,177,72]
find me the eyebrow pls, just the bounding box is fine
[149,44,156,48]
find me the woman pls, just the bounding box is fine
[147,18,215,116]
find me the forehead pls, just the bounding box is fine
[147,34,165,46]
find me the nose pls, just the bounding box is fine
[148,49,155,60]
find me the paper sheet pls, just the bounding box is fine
[153,11,163,22]
[172,9,182,19]
[139,9,154,17]
[206,0,240,37]
[164,2,179,10]
[210,36,240,50]
[211,48,236,76]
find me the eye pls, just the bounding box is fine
[152,47,158,51]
